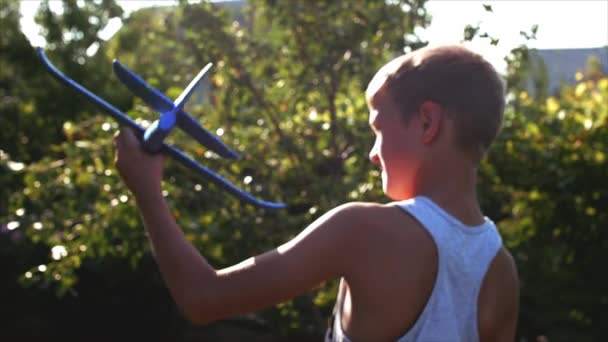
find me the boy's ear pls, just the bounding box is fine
[418,101,443,144]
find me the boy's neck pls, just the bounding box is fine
[413,157,484,227]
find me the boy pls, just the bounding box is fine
[114,44,519,341]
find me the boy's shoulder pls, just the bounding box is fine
[328,201,429,247]
[331,200,406,215]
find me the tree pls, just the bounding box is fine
[6,1,605,340]
[3,0,430,339]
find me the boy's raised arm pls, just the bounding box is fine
[196,202,363,323]
[135,184,363,325]
[114,127,363,324]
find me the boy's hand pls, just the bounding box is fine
[113,127,166,197]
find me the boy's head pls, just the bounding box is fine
[366,45,505,200]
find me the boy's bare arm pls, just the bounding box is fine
[135,192,365,324]
[114,127,367,324]
[134,189,217,322]
[496,249,519,342]
[478,247,520,342]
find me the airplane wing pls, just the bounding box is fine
[112,60,238,159]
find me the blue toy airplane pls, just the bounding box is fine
[37,48,286,210]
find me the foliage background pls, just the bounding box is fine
[1,0,606,341]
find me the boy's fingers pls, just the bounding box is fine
[113,129,120,141]
[121,127,136,143]
[113,127,140,147]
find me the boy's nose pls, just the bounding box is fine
[369,150,380,166]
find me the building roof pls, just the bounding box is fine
[529,46,608,94]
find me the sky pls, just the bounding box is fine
[19,0,608,73]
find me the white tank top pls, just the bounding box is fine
[325,196,503,342]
